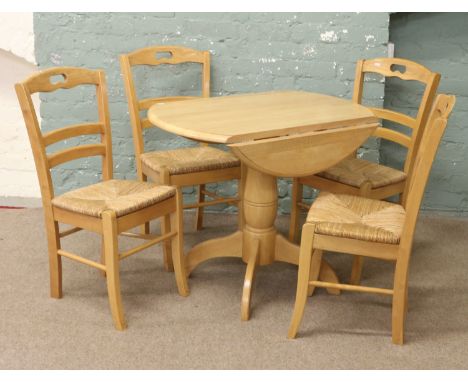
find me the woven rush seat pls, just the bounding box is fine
[317,157,407,189]
[140,146,240,175]
[52,179,176,218]
[306,192,406,244]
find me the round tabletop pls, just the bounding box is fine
[148,90,378,144]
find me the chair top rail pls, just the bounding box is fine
[23,67,101,94]
[126,45,208,66]
[362,58,437,83]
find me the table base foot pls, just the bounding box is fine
[186,231,243,276]
[185,229,341,321]
[241,239,259,321]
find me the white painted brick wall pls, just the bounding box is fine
[0,13,41,199]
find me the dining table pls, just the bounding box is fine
[148,90,379,320]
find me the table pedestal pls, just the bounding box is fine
[186,166,340,320]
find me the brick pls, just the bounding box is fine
[384,12,468,214]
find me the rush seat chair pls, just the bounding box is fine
[15,67,189,330]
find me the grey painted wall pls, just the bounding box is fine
[33,12,389,214]
[383,13,468,215]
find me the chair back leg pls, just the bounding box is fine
[289,179,303,243]
[350,256,364,285]
[195,184,206,231]
[392,257,410,345]
[139,173,151,235]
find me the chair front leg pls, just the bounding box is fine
[45,217,62,299]
[102,210,127,331]
[161,214,174,272]
[288,224,316,339]
[100,236,106,278]
[170,190,189,297]
[289,178,303,243]
[159,167,174,272]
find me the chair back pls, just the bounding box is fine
[120,46,210,178]
[353,58,440,177]
[15,67,113,206]
[400,94,456,250]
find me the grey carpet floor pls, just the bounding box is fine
[0,208,467,369]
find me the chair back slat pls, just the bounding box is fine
[400,94,456,249]
[15,67,113,202]
[368,107,417,129]
[42,123,105,146]
[353,58,440,174]
[47,144,107,168]
[120,45,211,179]
[373,127,412,148]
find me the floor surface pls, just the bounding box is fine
[0,208,467,369]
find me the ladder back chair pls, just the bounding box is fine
[289,57,441,285]
[15,67,189,331]
[288,94,455,344]
[120,45,243,271]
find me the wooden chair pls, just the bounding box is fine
[287,94,456,344]
[15,67,189,331]
[289,58,440,285]
[120,46,243,271]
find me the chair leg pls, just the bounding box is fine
[307,249,323,297]
[237,163,246,231]
[100,236,106,278]
[102,210,127,331]
[46,218,62,299]
[139,173,150,235]
[289,178,303,243]
[350,256,364,285]
[161,214,174,272]
[195,184,205,231]
[288,224,316,339]
[349,182,373,285]
[159,167,174,272]
[170,190,189,297]
[392,258,409,345]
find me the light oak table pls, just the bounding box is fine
[148,90,379,320]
